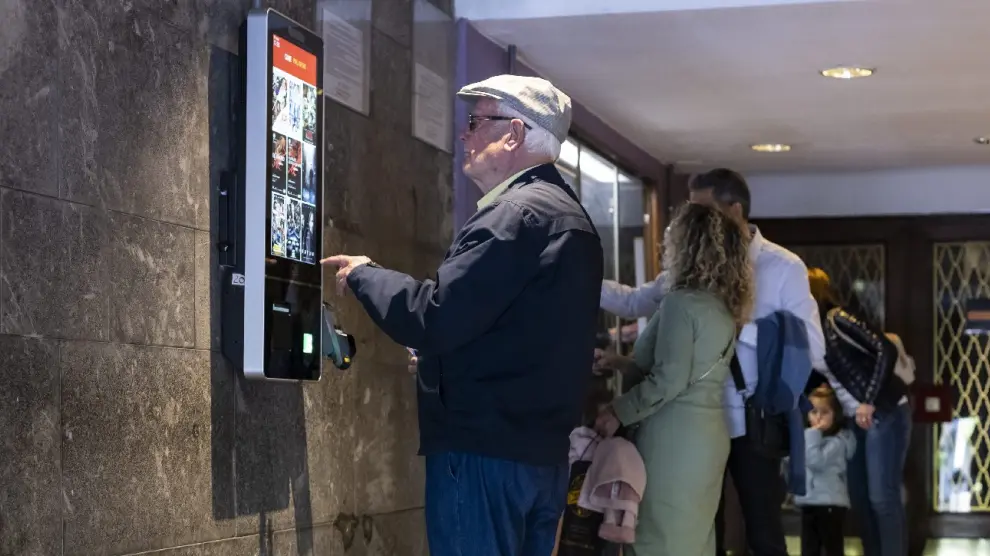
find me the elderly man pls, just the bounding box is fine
[597,168,826,556]
[323,75,604,556]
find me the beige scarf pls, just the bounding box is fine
[885,333,916,386]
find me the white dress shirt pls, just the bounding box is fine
[600,226,827,438]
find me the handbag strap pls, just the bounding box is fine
[729,355,747,394]
[688,336,736,390]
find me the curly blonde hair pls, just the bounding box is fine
[662,203,755,325]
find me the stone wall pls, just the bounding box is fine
[0,0,452,554]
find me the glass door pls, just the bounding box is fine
[932,241,990,513]
[578,147,619,342]
[616,171,645,353]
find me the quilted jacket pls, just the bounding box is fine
[822,306,907,412]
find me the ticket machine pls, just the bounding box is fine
[220,8,354,381]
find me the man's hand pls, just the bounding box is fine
[855,403,876,430]
[608,323,640,344]
[405,348,418,375]
[592,348,633,376]
[320,254,372,294]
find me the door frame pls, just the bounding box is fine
[755,214,990,539]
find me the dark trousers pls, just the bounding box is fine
[801,506,846,556]
[425,452,568,556]
[715,437,788,556]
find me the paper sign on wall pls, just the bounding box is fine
[413,63,452,152]
[321,6,369,114]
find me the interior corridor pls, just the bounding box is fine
[459,0,990,554]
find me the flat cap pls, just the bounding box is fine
[457,75,572,144]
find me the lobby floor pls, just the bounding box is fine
[784,537,990,556]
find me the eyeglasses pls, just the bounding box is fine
[468,114,532,132]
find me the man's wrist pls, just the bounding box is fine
[346,260,378,287]
[351,259,380,273]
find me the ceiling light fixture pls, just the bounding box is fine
[820,66,875,79]
[751,143,791,153]
[975,137,990,145]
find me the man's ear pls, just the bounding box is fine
[502,119,527,152]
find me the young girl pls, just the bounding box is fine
[808,268,912,556]
[795,385,857,556]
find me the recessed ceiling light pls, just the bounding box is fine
[820,66,875,79]
[751,143,791,153]
[975,137,990,145]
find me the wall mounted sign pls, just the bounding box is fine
[319,0,371,115]
[412,0,454,153]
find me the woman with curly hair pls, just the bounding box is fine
[595,202,754,556]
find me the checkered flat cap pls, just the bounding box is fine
[457,74,572,143]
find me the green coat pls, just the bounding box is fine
[612,289,736,556]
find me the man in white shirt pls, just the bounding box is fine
[599,168,826,556]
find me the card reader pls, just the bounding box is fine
[323,303,356,370]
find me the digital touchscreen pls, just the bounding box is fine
[269,33,318,265]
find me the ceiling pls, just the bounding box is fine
[458,0,990,173]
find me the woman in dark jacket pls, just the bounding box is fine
[808,268,911,556]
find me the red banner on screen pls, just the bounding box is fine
[273,34,317,86]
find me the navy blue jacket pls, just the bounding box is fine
[755,310,814,496]
[347,164,604,466]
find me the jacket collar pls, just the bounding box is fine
[475,163,573,210]
[476,165,540,210]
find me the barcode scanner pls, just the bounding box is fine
[322,302,357,370]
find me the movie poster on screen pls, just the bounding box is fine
[301,204,316,264]
[302,142,317,205]
[271,192,287,257]
[286,198,302,261]
[271,132,287,191]
[286,138,302,197]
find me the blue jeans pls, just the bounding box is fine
[848,402,912,556]
[425,452,568,556]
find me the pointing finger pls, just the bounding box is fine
[320,254,349,267]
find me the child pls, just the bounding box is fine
[555,374,615,556]
[794,385,857,556]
